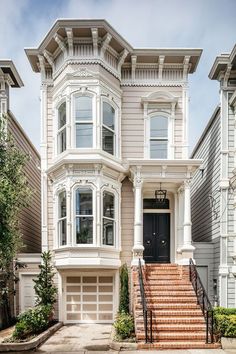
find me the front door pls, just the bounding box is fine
[143,213,170,263]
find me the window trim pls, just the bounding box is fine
[101,187,119,249]
[101,100,116,156]
[148,112,171,159]
[102,190,116,247]
[73,93,96,149]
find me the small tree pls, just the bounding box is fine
[33,251,57,306]
[0,114,31,327]
[119,263,129,314]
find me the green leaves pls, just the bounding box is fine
[119,263,130,314]
[114,312,134,340]
[33,251,57,306]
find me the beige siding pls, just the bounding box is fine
[121,86,183,159]
[120,178,134,267]
[8,114,41,253]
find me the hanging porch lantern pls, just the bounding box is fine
[155,183,167,203]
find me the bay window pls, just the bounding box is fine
[58,190,67,246]
[75,188,93,244]
[75,96,93,148]
[102,102,115,155]
[102,191,115,246]
[150,115,168,159]
[57,102,66,153]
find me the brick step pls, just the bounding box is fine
[135,290,195,296]
[144,275,186,280]
[136,331,206,341]
[135,309,203,317]
[135,302,200,310]
[145,264,179,267]
[136,296,197,303]
[134,285,194,291]
[138,342,221,350]
[142,279,191,285]
[136,323,206,331]
[136,317,205,324]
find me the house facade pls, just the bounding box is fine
[25,19,202,324]
[191,44,236,307]
[0,60,41,324]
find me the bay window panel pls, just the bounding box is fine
[76,189,93,215]
[75,96,92,121]
[150,140,168,159]
[102,127,114,155]
[103,192,114,218]
[76,123,93,148]
[58,128,66,154]
[103,102,115,130]
[58,191,67,246]
[58,102,66,153]
[59,219,67,246]
[76,217,93,244]
[58,102,66,128]
[103,218,114,246]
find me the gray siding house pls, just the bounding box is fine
[191,44,236,307]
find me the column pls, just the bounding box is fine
[179,180,195,264]
[132,176,144,265]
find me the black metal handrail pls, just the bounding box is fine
[189,258,214,343]
[138,258,152,343]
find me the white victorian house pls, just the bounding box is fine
[25,19,202,325]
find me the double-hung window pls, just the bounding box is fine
[57,102,66,153]
[58,191,67,246]
[75,96,93,148]
[102,191,115,246]
[102,102,115,155]
[75,188,93,244]
[150,115,168,159]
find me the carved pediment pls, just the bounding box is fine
[71,67,95,78]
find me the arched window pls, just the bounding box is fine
[75,96,93,148]
[58,191,67,246]
[150,115,168,158]
[57,102,66,153]
[102,102,115,155]
[103,191,115,246]
[75,188,93,244]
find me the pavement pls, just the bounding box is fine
[11,324,236,354]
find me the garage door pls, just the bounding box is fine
[20,274,37,312]
[65,275,114,323]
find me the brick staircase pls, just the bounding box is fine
[133,264,220,350]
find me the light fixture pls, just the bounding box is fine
[155,183,167,203]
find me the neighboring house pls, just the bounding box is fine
[0,60,41,320]
[191,44,236,307]
[25,19,220,349]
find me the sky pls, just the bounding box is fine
[1,0,236,154]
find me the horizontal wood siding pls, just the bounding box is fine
[8,114,41,253]
[121,86,183,159]
[191,112,221,243]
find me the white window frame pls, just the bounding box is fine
[72,93,96,149]
[72,185,96,247]
[56,100,67,155]
[101,99,117,156]
[147,112,171,159]
[101,187,119,249]
[102,190,116,247]
[57,189,67,247]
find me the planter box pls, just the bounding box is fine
[0,322,63,352]
[221,337,236,350]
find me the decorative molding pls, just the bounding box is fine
[54,33,67,54]
[100,33,112,58]
[91,28,98,57]
[158,55,165,80]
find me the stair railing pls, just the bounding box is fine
[189,258,214,344]
[138,258,152,343]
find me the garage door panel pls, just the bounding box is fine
[65,275,114,323]
[21,274,38,312]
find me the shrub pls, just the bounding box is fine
[119,263,129,314]
[114,312,134,340]
[12,304,52,340]
[214,307,236,338]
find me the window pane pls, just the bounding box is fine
[103,192,114,218]
[58,128,66,153]
[103,102,115,130]
[150,140,168,159]
[76,123,93,148]
[102,127,114,155]
[58,102,66,128]
[76,189,92,215]
[59,191,66,218]
[150,116,168,138]
[59,219,67,246]
[76,217,93,244]
[103,218,114,246]
[75,96,92,121]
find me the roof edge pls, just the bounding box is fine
[0,60,24,87]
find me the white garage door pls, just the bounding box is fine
[65,275,114,323]
[20,274,37,312]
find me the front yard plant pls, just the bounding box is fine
[114,312,135,340]
[214,307,236,338]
